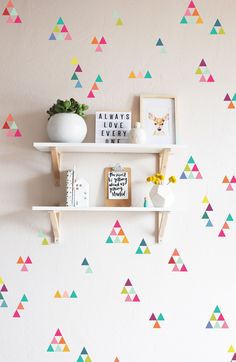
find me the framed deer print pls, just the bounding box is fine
[140,95,176,145]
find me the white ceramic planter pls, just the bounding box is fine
[47,113,87,142]
[149,184,174,208]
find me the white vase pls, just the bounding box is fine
[47,113,87,142]
[128,122,146,144]
[149,184,174,208]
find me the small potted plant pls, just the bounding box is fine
[146,173,176,208]
[46,98,89,142]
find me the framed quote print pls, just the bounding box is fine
[104,165,131,207]
[140,95,177,145]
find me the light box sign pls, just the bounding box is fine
[96,111,131,143]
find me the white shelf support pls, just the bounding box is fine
[49,211,60,243]
[51,148,61,186]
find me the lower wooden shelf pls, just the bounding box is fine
[32,206,170,244]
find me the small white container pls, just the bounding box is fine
[128,122,146,144]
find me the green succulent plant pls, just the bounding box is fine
[47,98,89,120]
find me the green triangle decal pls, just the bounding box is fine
[214,305,221,313]
[188,156,195,164]
[180,16,188,24]
[71,73,78,80]
[95,74,103,82]
[47,344,54,352]
[176,257,183,264]
[202,212,209,219]
[85,356,92,362]
[86,267,93,273]
[210,27,217,35]
[129,287,136,294]
[70,290,78,298]
[188,172,194,179]
[121,287,128,294]
[136,247,143,254]
[144,70,152,79]
[21,294,28,302]
[226,214,233,221]
[77,357,84,362]
[106,236,113,244]
[157,313,164,321]
[214,321,220,328]
[55,344,62,352]
[57,17,64,25]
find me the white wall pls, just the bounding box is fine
[1,1,236,361]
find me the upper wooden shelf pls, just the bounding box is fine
[33,142,183,154]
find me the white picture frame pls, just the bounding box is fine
[140,95,177,145]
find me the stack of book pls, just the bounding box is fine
[66,169,75,207]
[65,167,89,207]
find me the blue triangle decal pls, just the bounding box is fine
[180,172,187,179]
[49,33,56,40]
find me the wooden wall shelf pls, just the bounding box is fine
[33,142,184,243]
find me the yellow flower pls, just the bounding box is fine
[168,176,177,184]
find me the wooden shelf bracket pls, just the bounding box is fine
[155,212,169,243]
[49,211,60,243]
[157,148,170,176]
[51,148,61,186]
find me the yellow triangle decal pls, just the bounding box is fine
[196,16,203,24]
[228,345,235,353]
[202,195,209,204]
[63,344,70,352]
[54,290,62,298]
[128,71,136,78]
[71,57,79,65]
[53,25,60,33]
[122,236,129,243]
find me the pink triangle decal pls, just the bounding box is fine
[192,164,199,171]
[14,129,22,137]
[64,33,72,40]
[173,265,179,272]
[95,45,103,52]
[226,184,233,191]
[114,220,121,228]
[207,75,215,82]
[199,75,206,82]
[99,36,107,44]
[51,337,58,344]
[21,264,28,272]
[13,310,20,318]
[125,295,132,302]
[196,172,203,179]
[110,228,117,236]
[87,90,95,98]
[55,329,62,337]
[133,294,140,302]
[218,229,225,237]
[188,1,196,8]
[180,264,188,272]
[25,256,32,264]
